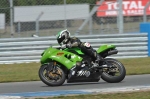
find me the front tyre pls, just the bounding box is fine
[39,64,66,86]
[101,58,126,83]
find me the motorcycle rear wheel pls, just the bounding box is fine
[101,58,126,83]
[39,63,66,86]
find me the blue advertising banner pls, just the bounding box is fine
[140,22,150,56]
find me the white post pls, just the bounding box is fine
[9,0,14,38]
[118,0,124,34]
[36,12,44,36]
[89,17,93,34]
[17,21,21,37]
[64,0,67,29]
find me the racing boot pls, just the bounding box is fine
[69,66,77,78]
[68,61,82,79]
[95,54,103,64]
[92,53,103,68]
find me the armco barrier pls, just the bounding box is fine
[0,33,148,64]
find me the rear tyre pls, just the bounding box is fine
[39,64,66,86]
[101,58,126,83]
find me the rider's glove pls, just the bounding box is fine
[66,44,72,48]
[61,44,66,49]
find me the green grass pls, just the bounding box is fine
[0,63,41,82]
[119,57,150,75]
[33,90,150,99]
[0,57,150,83]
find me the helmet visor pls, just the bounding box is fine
[57,35,65,45]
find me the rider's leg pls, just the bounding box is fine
[94,51,103,63]
[80,42,103,63]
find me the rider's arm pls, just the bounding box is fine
[71,42,79,47]
[69,37,81,47]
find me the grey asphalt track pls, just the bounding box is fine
[0,74,150,94]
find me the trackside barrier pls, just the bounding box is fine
[0,33,148,64]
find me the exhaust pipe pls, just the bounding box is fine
[107,49,118,56]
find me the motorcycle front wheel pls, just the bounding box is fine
[38,63,66,86]
[101,58,126,83]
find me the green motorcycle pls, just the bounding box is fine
[38,44,126,86]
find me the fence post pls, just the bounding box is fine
[9,0,14,38]
[118,0,123,34]
[17,21,21,37]
[143,1,150,22]
[140,23,150,56]
[36,12,44,36]
[64,0,67,29]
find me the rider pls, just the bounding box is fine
[56,29,102,76]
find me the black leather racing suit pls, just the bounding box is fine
[63,37,101,78]
[63,37,97,61]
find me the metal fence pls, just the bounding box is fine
[0,0,150,38]
[143,0,150,22]
[0,33,148,64]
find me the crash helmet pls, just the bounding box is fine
[56,29,70,45]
